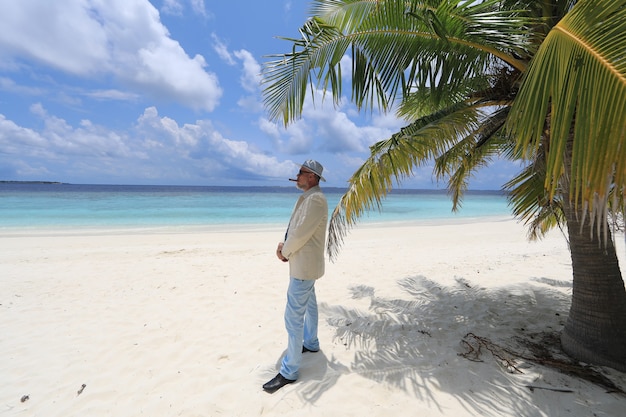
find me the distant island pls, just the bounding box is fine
[0,180,64,184]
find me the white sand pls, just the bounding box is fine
[1,218,625,416]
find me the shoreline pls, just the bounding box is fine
[0,215,515,237]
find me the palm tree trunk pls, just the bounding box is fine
[560,199,626,371]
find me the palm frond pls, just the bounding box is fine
[507,0,626,222]
[327,103,481,260]
[397,74,491,119]
[263,17,349,125]
[504,144,566,240]
[436,106,512,209]
[263,0,540,125]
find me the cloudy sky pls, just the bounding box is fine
[0,0,518,189]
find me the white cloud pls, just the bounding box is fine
[0,114,47,152]
[0,1,109,75]
[134,106,295,179]
[29,103,133,159]
[13,159,52,178]
[282,120,316,154]
[160,0,207,17]
[85,89,140,101]
[189,0,207,17]
[0,105,138,183]
[212,34,235,65]
[0,104,302,183]
[131,42,221,111]
[272,89,403,155]
[136,106,200,149]
[233,50,262,93]
[258,117,281,140]
[0,0,222,111]
[211,39,264,112]
[237,95,264,113]
[28,103,47,118]
[0,77,44,96]
[161,0,184,16]
[232,50,265,112]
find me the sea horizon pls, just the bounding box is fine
[0,182,512,232]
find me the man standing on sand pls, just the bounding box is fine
[263,160,328,394]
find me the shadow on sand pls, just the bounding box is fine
[302,274,625,416]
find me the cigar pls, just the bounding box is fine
[289,178,297,181]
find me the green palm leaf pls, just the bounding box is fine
[263,0,537,125]
[327,103,482,260]
[435,106,514,208]
[507,0,626,220]
[504,143,566,240]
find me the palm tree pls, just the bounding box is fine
[506,0,626,370]
[262,0,626,371]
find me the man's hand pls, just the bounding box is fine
[276,242,288,262]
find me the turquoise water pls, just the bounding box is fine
[0,183,511,230]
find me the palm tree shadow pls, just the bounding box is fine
[319,274,576,416]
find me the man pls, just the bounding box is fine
[262,159,328,394]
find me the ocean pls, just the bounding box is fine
[0,183,511,231]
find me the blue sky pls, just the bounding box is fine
[0,0,519,189]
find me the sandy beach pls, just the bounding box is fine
[2,218,625,416]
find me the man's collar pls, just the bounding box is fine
[301,185,321,196]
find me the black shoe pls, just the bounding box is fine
[302,346,319,353]
[302,346,320,353]
[262,373,296,394]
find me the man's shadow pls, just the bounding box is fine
[270,349,350,403]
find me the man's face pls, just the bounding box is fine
[296,168,316,190]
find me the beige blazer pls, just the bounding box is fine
[281,186,328,280]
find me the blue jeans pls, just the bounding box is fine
[279,277,319,380]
